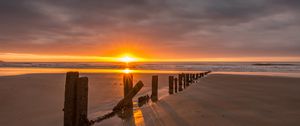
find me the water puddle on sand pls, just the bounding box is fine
[133,105,145,126]
[120,102,145,126]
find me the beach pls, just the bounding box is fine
[0,73,300,126]
[141,74,300,126]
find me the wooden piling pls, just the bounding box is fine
[174,78,178,93]
[123,74,133,97]
[178,74,183,91]
[183,74,186,88]
[75,77,88,126]
[123,74,133,117]
[64,72,79,126]
[113,81,144,112]
[186,74,190,87]
[151,75,158,102]
[169,76,174,94]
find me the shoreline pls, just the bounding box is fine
[1,67,300,78]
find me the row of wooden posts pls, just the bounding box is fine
[63,71,211,126]
[168,71,211,94]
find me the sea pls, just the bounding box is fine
[1,61,300,77]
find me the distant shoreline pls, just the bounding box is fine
[252,63,296,66]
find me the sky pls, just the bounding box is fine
[0,0,300,62]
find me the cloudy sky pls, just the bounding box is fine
[0,0,300,61]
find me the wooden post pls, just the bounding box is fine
[186,74,190,87]
[64,72,79,126]
[193,74,195,80]
[183,73,186,89]
[124,74,133,97]
[123,74,133,117]
[151,75,158,102]
[91,81,145,125]
[174,78,178,93]
[168,76,174,94]
[75,77,88,126]
[113,81,144,112]
[178,74,183,91]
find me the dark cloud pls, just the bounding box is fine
[0,0,300,58]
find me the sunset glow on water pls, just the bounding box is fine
[0,67,203,76]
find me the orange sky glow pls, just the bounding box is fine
[1,1,300,63]
[1,52,300,62]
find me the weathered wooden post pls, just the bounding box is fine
[90,81,144,125]
[151,75,158,102]
[174,77,178,93]
[186,74,190,87]
[168,76,174,94]
[113,81,144,112]
[64,72,88,126]
[183,73,186,89]
[124,74,133,97]
[123,74,133,117]
[64,72,79,126]
[193,74,196,82]
[178,74,183,91]
[75,77,88,126]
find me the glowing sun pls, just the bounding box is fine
[119,56,136,63]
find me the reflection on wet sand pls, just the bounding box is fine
[118,101,145,126]
[0,67,204,76]
[133,108,145,126]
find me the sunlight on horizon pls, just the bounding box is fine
[1,52,300,62]
[119,56,136,63]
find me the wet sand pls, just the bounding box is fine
[142,74,300,126]
[1,73,300,126]
[0,73,170,126]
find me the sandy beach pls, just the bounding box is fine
[0,73,171,126]
[141,74,300,126]
[1,73,300,126]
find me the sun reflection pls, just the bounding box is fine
[133,109,145,125]
[123,68,132,74]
